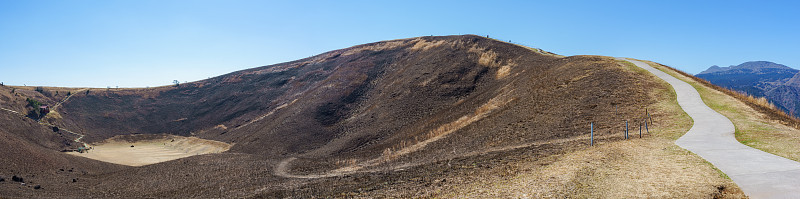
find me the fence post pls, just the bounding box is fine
[645,119,649,133]
[647,108,652,126]
[591,122,594,146]
[639,121,643,138]
[625,120,629,139]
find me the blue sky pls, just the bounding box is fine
[1,0,799,88]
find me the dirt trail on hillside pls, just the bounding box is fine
[1,104,89,148]
[274,133,624,179]
[51,89,86,111]
[37,122,89,148]
[0,107,20,114]
[274,91,516,178]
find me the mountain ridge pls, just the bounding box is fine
[698,61,796,75]
[697,61,800,116]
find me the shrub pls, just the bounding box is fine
[26,98,42,108]
[26,98,42,119]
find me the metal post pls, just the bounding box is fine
[590,122,594,146]
[639,121,642,138]
[645,119,649,133]
[625,120,629,139]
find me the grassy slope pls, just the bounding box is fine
[431,58,745,198]
[642,60,800,162]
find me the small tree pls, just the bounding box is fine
[26,98,42,119]
[26,98,41,109]
[173,80,180,87]
[85,90,90,95]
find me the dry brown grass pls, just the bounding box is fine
[410,38,447,51]
[213,124,227,130]
[287,91,520,177]
[341,40,407,56]
[468,45,517,80]
[381,91,515,161]
[433,58,745,198]
[444,140,743,198]
[43,109,63,120]
[495,64,512,79]
[478,50,499,67]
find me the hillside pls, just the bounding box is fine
[787,72,800,87]
[0,35,741,198]
[42,35,658,161]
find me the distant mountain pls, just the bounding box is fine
[700,65,726,74]
[697,61,800,116]
[698,61,795,75]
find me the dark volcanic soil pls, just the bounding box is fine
[0,35,669,198]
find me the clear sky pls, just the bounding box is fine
[1,0,799,88]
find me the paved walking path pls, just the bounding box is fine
[621,58,800,198]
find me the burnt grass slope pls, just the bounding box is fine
[0,109,127,197]
[0,35,667,197]
[57,35,655,158]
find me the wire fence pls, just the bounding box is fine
[589,106,653,146]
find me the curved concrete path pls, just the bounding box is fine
[621,58,800,198]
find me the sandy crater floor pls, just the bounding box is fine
[67,135,231,166]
